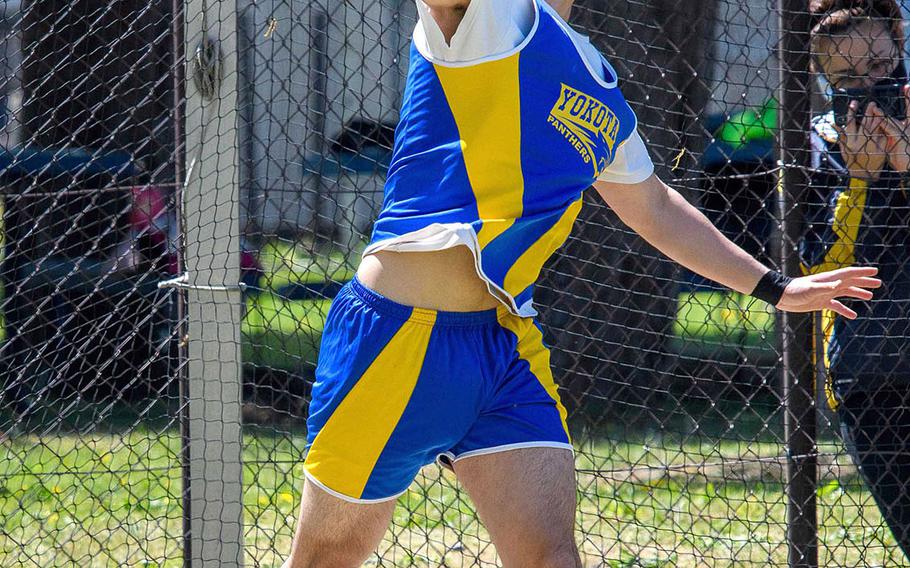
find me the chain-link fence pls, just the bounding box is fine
[0,0,184,565]
[0,0,909,566]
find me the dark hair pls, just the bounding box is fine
[810,0,905,52]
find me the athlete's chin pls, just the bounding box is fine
[422,0,471,11]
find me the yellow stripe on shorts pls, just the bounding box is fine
[499,313,571,441]
[305,310,437,499]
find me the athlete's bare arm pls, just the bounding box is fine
[596,174,882,319]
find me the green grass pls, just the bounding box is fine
[671,290,777,361]
[257,239,359,290]
[242,294,331,371]
[0,425,904,567]
[241,239,357,372]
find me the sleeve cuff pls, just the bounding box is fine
[596,161,655,185]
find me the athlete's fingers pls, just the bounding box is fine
[812,266,879,282]
[838,266,879,277]
[839,276,883,289]
[827,298,858,320]
[835,286,874,301]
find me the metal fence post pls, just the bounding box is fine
[778,1,818,567]
[308,6,329,236]
[183,0,244,565]
[170,0,192,565]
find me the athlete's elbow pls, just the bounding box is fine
[606,202,661,243]
[625,194,671,236]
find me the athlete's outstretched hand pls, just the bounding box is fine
[776,266,881,319]
[598,177,883,319]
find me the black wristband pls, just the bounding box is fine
[751,269,793,306]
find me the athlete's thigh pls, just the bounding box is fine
[283,478,396,568]
[453,447,580,568]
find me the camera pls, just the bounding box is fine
[832,82,907,127]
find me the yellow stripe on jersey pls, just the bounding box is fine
[435,56,524,250]
[801,177,868,411]
[503,197,583,297]
[499,312,570,441]
[802,178,868,276]
[304,311,437,498]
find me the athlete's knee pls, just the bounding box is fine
[512,538,581,568]
[284,531,373,568]
[285,479,395,568]
[542,540,581,568]
[285,502,387,568]
[284,552,365,568]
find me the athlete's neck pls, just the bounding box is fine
[545,0,572,19]
[421,1,469,44]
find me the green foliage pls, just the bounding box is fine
[257,239,359,289]
[242,294,331,370]
[716,99,778,148]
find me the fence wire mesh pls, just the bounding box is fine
[0,0,909,566]
[0,0,184,565]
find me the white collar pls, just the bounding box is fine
[413,0,534,64]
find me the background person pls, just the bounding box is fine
[805,0,910,559]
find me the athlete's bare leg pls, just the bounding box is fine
[453,447,582,568]
[282,479,396,568]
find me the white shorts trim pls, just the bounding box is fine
[304,470,408,505]
[438,441,575,466]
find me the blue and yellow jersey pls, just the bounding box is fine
[802,112,910,406]
[364,0,640,317]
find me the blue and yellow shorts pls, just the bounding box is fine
[303,277,572,503]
